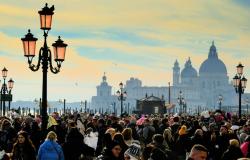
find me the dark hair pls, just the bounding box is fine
[173,116,179,122]
[142,145,154,160]
[191,144,208,153]
[152,134,164,145]
[113,133,128,150]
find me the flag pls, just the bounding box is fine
[47,115,58,129]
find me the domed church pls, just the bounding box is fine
[91,42,246,114]
[173,41,236,108]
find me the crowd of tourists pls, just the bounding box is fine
[0,109,250,160]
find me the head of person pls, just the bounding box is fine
[46,131,57,141]
[17,130,28,144]
[229,139,240,148]
[141,145,154,160]
[195,129,203,137]
[173,116,179,123]
[113,133,127,148]
[152,134,164,146]
[1,119,11,130]
[67,119,76,128]
[179,125,187,136]
[143,118,150,125]
[108,140,122,158]
[105,128,116,138]
[122,128,132,141]
[163,128,172,141]
[189,144,208,160]
[149,147,168,160]
[220,125,228,135]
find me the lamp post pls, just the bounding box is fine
[177,90,185,114]
[245,97,249,115]
[59,99,66,114]
[0,67,14,116]
[218,94,223,111]
[233,63,247,119]
[116,82,127,115]
[21,3,68,131]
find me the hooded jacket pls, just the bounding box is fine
[37,140,64,160]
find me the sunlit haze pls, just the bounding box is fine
[0,0,249,102]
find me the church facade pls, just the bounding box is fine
[91,42,248,114]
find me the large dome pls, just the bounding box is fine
[199,42,227,75]
[181,58,198,78]
[199,59,227,74]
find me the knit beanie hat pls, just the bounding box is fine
[124,140,141,160]
[179,125,187,136]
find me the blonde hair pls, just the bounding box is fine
[179,125,187,136]
[122,128,132,141]
[163,128,172,141]
[105,128,116,138]
[46,131,57,141]
[229,139,239,147]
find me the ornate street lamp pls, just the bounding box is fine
[116,82,127,115]
[0,67,14,116]
[177,90,185,114]
[21,3,68,131]
[218,94,223,111]
[233,63,247,119]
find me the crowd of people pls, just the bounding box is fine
[0,109,250,160]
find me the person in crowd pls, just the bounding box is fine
[241,135,250,158]
[30,121,42,153]
[63,120,94,160]
[96,118,107,156]
[170,116,180,140]
[141,144,154,160]
[105,128,116,138]
[11,130,36,160]
[191,129,206,148]
[163,128,174,150]
[173,125,192,160]
[216,125,230,158]
[0,119,17,153]
[122,128,134,146]
[97,140,122,160]
[142,118,155,145]
[221,139,243,160]
[159,118,169,135]
[152,119,160,134]
[37,131,64,160]
[113,133,128,160]
[0,146,9,160]
[124,140,141,160]
[151,134,177,160]
[187,144,208,160]
[127,119,139,141]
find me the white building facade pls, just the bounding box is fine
[91,42,248,114]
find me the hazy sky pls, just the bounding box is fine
[0,0,249,102]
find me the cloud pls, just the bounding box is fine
[0,0,249,100]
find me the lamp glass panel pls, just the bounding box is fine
[40,15,52,29]
[54,46,66,61]
[25,40,36,57]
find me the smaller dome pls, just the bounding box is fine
[181,58,198,78]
